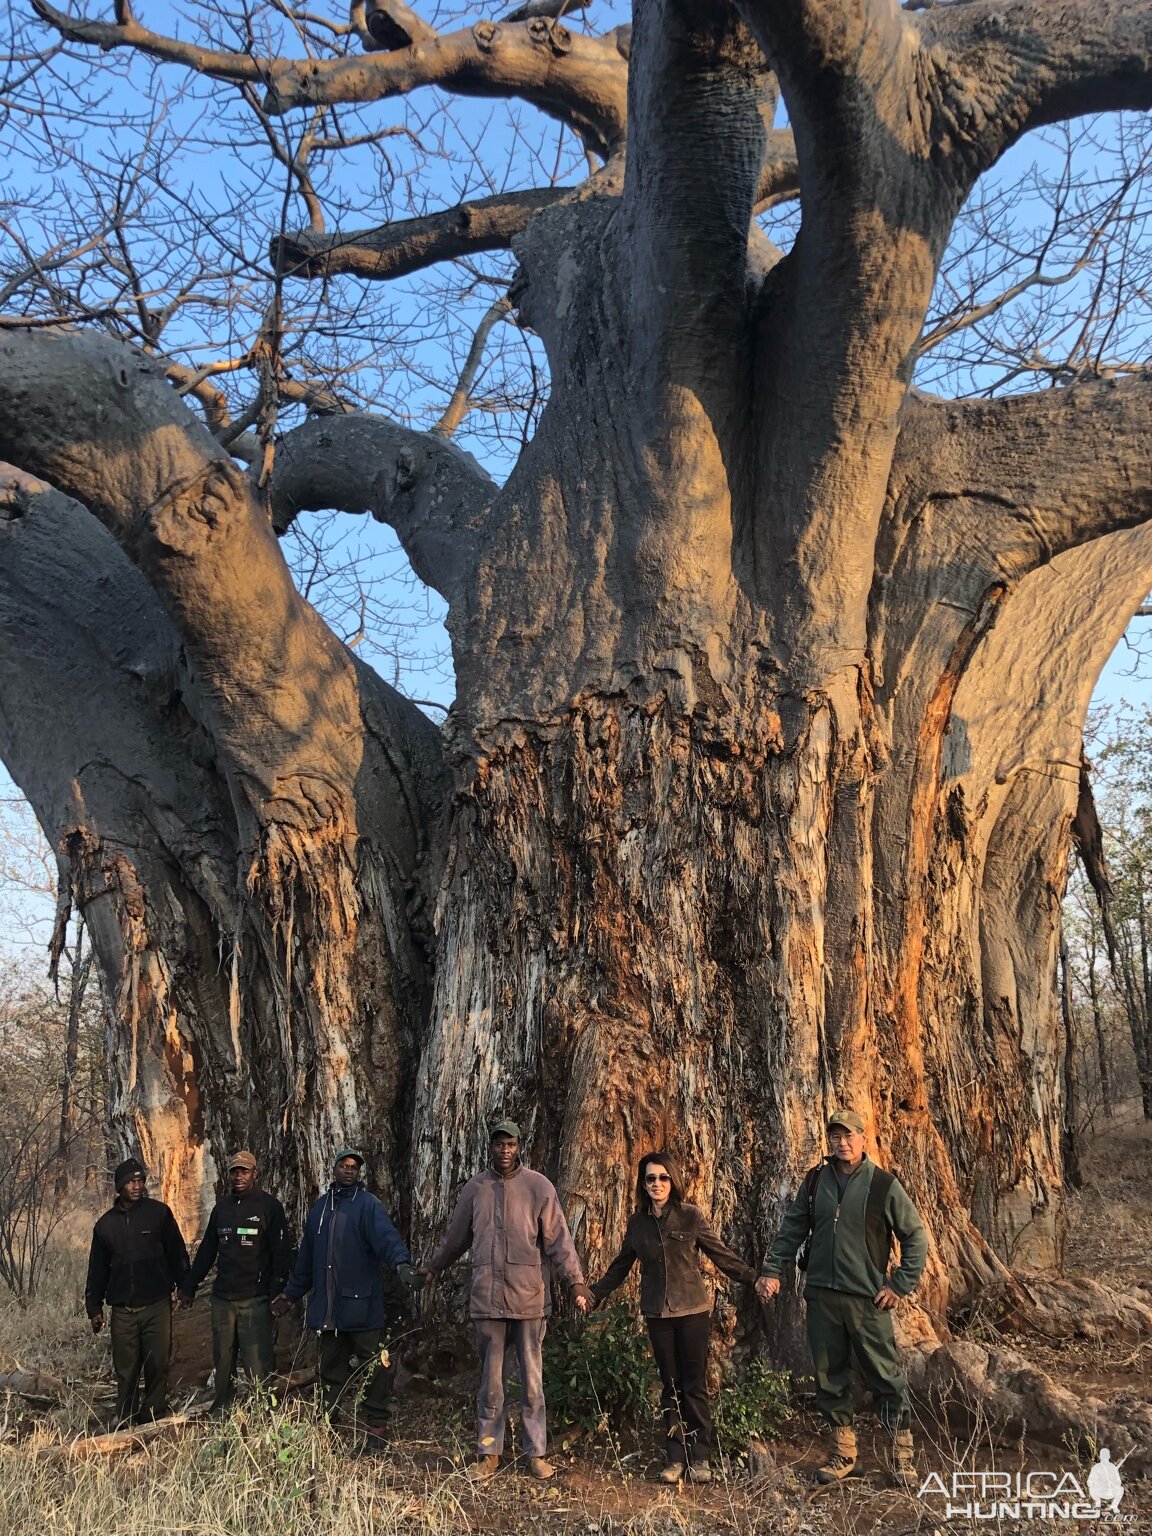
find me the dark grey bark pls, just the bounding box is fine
[5,4,1152,1458]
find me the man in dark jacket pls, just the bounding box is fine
[756,1109,928,1488]
[177,1150,293,1415]
[85,1157,190,1427]
[272,1148,421,1444]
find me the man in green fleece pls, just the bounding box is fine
[755,1109,927,1487]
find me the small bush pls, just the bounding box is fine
[714,1359,792,1455]
[543,1302,657,1438]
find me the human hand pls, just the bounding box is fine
[89,1310,104,1335]
[270,1293,293,1318]
[175,1293,193,1311]
[755,1276,780,1304]
[572,1283,595,1315]
[397,1263,424,1295]
[873,1285,900,1311]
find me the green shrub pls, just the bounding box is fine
[543,1301,657,1438]
[714,1359,792,1454]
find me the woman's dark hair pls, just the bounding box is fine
[635,1150,688,1212]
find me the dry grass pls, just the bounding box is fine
[0,1394,827,1536]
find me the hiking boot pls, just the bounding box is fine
[466,1454,500,1482]
[890,1428,917,1489]
[816,1426,857,1484]
[526,1457,555,1480]
[658,1462,685,1484]
[689,1460,712,1483]
[359,1423,389,1455]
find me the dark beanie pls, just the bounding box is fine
[114,1157,146,1191]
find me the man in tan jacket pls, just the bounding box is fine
[419,1121,592,1482]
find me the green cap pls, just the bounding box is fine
[826,1108,865,1135]
[488,1120,521,1141]
[333,1147,365,1166]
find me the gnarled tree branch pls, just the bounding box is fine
[0,326,441,860]
[269,412,494,603]
[262,21,631,157]
[31,0,631,160]
[924,0,1152,173]
[623,0,770,367]
[891,376,1152,573]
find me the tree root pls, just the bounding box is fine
[908,1334,1152,1473]
[993,1273,1152,1344]
[894,1271,1152,1472]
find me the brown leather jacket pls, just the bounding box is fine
[591,1202,757,1318]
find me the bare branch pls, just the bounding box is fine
[433,297,512,438]
[31,0,630,160]
[269,413,494,602]
[361,0,437,51]
[502,0,590,22]
[30,0,268,82]
[261,22,630,157]
[893,376,1152,573]
[923,0,1152,172]
[274,187,571,281]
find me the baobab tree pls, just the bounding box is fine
[3,0,1152,1446]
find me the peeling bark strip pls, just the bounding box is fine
[0,336,447,1212]
[8,0,1152,1445]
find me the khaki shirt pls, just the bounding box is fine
[428,1166,586,1318]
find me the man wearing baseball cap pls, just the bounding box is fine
[177,1150,293,1415]
[417,1120,593,1483]
[755,1109,927,1487]
[84,1157,190,1427]
[272,1148,422,1447]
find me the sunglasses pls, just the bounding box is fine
[644,1174,671,1184]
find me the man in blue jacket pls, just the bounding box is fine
[272,1148,421,1443]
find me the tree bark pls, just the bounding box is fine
[7,1,1152,1412]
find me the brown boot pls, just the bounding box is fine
[816,1426,857,1484]
[466,1454,500,1482]
[891,1428,917,1489]
[526,1457,555,1480]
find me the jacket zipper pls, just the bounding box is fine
[653,1212,669,1314]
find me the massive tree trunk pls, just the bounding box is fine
[3,0,1152,1399]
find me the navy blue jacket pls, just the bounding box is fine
[284,1183,410,1332]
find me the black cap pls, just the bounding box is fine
[114,1157,146,1191]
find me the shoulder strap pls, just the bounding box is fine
[803,1164,823,1230]
[864,1167,896,1270]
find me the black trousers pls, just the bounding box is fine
[210,1295,275,1408]
[646,1310,712,1466]
[316,1328,394,1428]
[110,1299,172,1427]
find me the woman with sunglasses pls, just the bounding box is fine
[589,1150,757,1484]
